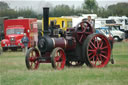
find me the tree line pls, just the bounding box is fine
[0,0,128,19]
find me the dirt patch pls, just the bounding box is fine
[123,39,128,42]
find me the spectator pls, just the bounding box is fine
[21,33,29,54]
[87,16,95,32]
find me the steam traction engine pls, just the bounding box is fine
[25,8,111,70]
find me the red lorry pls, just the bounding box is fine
[1,18,38,51]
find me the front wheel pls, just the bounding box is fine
[51,47,66,70]
[25,47,40,70]
[83,34,111,68]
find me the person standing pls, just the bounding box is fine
[21,33,29,54]
[87,16,95,32]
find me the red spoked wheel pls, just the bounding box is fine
[51,47,66,70]
[76,21,93,44]
[25,48,40,70]
[83,34,111,68]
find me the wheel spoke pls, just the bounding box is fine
[97,55,101,64]
[96,37,99,48]
[57,62,60,68]
[89,44,93,49]
[83,25,88,32]
[100,54,107,59]
[88,52,93,57]
[99,55,103,63]
[89,54,96,60]
[30,62,33,67]
[90,41,96,48]
[35,61,39,69]
[55,56,60,61]
[95,56,98,66]
[85,32,92,34]
[99,41,103,48]
[101,46,108,50]
[101,51,107,54]
[88,49,96,52]
[79,34,84,43]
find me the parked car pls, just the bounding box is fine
[96,27,113,38]
[105,24,125,41]
[96,26,125,41]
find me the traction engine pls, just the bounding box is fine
[25,8,111,70]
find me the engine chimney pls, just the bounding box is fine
[43,7,49,35]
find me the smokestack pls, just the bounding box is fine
[43,7,49,35]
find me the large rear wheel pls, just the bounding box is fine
[25,48,40,70]
[83,34,111,68]
[51,47,66,70]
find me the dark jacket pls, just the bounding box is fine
[21,36,29,47]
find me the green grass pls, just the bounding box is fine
[0,42,128,85]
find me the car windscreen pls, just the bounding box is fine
[6,28,24,35]
[109,26,119,31]
[125,19,128,25]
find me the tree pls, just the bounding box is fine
[0,1,9,10]
[82,0,98,13]
[107,3,128,17]
[50,4,75,17]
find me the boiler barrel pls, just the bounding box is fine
[38,37,67,52]
[51,38,67,49]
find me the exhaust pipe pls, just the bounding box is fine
[43,7,49,35]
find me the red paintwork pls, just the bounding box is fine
[53,48,66,70]
[28,48,40,70]
[1,18,38,49]
[87,34,111,68]
[76,22,93,44]
[53,38,67,48]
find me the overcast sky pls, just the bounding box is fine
[1,0,128,14]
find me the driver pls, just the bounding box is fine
[87,16,93,27]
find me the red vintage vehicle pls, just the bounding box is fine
[1,18,38,51]
[25,8,112,70]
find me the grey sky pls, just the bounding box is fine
[1,0,128,14]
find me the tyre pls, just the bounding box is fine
[25,47,40,70]
[113,36,120,42]
[2,47,8,52]
[82,33,111,68]
[11,48,17,51]
[51,47,66,70]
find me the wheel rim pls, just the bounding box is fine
[53,49,66,70]
[87,34,111,68]
[27,49,39,70]
[76,22,93,44]
[114,37,119,41]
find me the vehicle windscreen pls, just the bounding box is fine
[125,19,128,25]
[109,26,119,31]
[6,28,24,35]
[67,21,72,28]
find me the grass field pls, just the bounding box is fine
[0,41,128,85]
